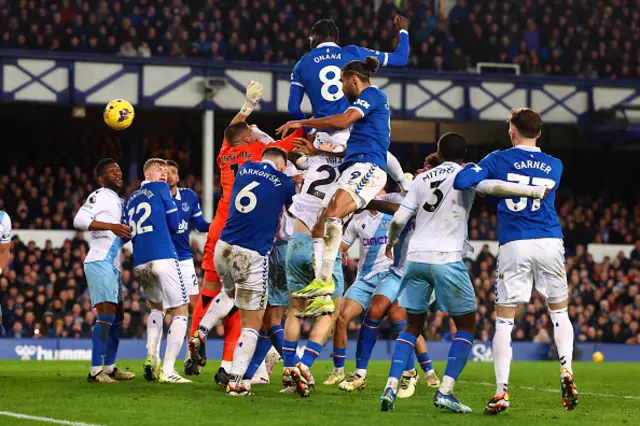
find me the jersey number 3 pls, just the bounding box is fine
[506,173,556,212]
[423,180,445,212]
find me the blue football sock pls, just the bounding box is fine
[104,313,123,367]
[355,316,379,370]
[268,325,284,356]
[300,340,323,368]
[244,330,272,379]
[416,351,434,373]
[91,313,115,370]
[333,347,346,369]
[391,320,415,371]
[444,331,474,381]
[283,340,298,368]
[388,331,416,381]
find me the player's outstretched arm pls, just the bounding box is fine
[346,16,410,67]
[288,83,306,121]
[0,213,11,273]
[229,81,264,125]
[276,109,361,136]
[475,180,548,199]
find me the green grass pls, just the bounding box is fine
[0,361,638,426]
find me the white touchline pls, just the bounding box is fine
[0,411,107,426]
[459,380,640,400]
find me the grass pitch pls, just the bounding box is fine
[0,360,638,426]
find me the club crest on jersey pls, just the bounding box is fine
[182,202,190,212]
[381,220,390,229]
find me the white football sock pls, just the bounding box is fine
[439,376,456,395]
[184,317,192,361]
[319,218,342,282]
[103,364,115,374]
[549,307,574,374]
[147,309,165,363]
[163,315,188,374]
[90,366,102,376]
[312,238,323,278]
[385,377,399,392]
[198,291,235,335]
[493,317,514,395]
[255,360,269,378]
[230,328,260,380]
[220,360,232,371]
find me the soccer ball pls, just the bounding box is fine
[103,99,135,130]
[592,351,604,363]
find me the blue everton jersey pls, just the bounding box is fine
[454,146,563,245]
[342,86,391,171]
[126,181,179,266]
[220,161,296,256]
[171,187,209,261]
[291,43,392,119]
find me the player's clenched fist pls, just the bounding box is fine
[110,223,132,239]
[394,15,408,32]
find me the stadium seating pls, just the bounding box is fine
[1,0,636,77]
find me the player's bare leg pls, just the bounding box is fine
[294,189,357,300]
[485,304,517,414]
[288,297,342,398]
[183,293,201,375]
[549,299,578,411]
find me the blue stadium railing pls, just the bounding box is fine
[2,49,640,125]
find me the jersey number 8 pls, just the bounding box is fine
[128,202,153,237]
[235,181,260,214]
[319,66,344,102]
[506,173,556,212]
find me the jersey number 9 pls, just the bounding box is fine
[128,202,153,237]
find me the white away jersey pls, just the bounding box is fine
[276,161,300,242]
[342,210,393,280]
[0,211,12,244]
[74,188,124,269]
[289,155,342,230]
[400,162,475,264]
[375,193,413,277]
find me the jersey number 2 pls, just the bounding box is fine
[235,181,260,213]
[307,165,338,199]
[128,202,153,237]
[505,173,556,212]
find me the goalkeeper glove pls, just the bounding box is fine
[241,81,263,116]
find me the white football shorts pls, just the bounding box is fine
[178,258,199,296]
[495,238,568,307]
[322,162,387,210]
[135,258,189,309]
[214,240,269,311]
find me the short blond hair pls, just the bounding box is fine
[143,158,167,172]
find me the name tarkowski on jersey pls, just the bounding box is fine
[238,166,285,186]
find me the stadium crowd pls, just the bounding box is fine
[1,0,639,77]
[2,226,639,345]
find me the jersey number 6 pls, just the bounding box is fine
[235,181,260,213]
